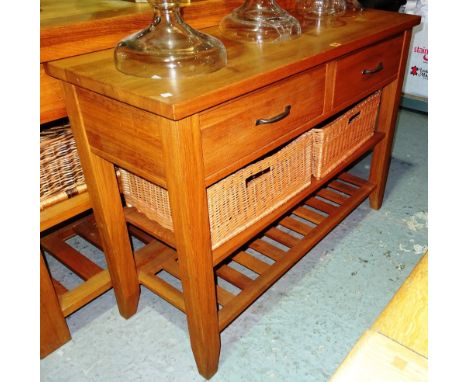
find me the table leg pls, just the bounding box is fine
[63,84,140,318]
[40,253,71,358]
[369,30,413,209]
[162,117,221,379]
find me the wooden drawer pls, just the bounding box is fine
[333,35,404,109]
[200,65,326,182]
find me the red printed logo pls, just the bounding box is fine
[413,46,428,63]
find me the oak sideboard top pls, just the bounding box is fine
[46,9,419,120]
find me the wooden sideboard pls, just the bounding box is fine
[46,6,420,379]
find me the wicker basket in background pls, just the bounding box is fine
[119,130,313,249]
[40,124,87,210]
[311,91,381,179]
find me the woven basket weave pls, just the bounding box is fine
[119,131,313,249]
[40,125,87,210]
[311,91,381,179]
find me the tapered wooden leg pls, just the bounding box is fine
[369,30,413,209]
[368,81,399,209]
[162,117,221,378]
[63,84,140,318]
[40,254,71,358]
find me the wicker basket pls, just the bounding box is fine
[311,91,381,179]
[119,131,313,249]
[40,124,87,210]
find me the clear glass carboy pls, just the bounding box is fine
[220,0,301,44]
[114,0,227,78]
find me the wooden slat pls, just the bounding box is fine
[59,270,112,317]
[72,217,102,249]
[249,239,286,262]
[134,239,175,270]
[128,224,156,244]
[162,258,181,279]
[317,188,348,205]
[40,191,92,232]
[52,278,68,296]
[41,235,103,280]
[339,172,368,187]
[264,227,300,248]
[139,272,185,312]
[218,180,375,331]
[233,251,270,275]
[328,180,359,196]
[294,207,326,225]
[216,265,253,290]
[280,216,313,236]
[138,246,176,276]
[125,207,176,248]
[46,212,95,242]
[305,197,337,215]
[52,224,79,241]
[216,286,236,307]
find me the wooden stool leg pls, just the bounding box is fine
[40,254,71,358]
[63,84,140,318]
[163,117,221,378]
[369,30,413,210]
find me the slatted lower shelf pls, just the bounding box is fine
[136,172,375,331]
[41,215,112,317]
[41,214,157,317]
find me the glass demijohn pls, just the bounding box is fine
[220,0,301,44]
[114,0,227,78]
[296,0,346,17]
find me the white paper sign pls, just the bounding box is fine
[400,0,428,99]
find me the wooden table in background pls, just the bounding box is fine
[331,253,428,381]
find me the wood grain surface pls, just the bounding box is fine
[46,9,419,120]
[372,253,428,357]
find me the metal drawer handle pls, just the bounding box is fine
[255,105,292,126]
[362,62,384,75]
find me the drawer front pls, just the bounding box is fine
[200,66,326,182]
[333,35,404,109]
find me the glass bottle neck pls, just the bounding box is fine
[242,0,281,9]
[150,1,186,26]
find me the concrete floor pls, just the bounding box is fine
[41,107,427,381]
